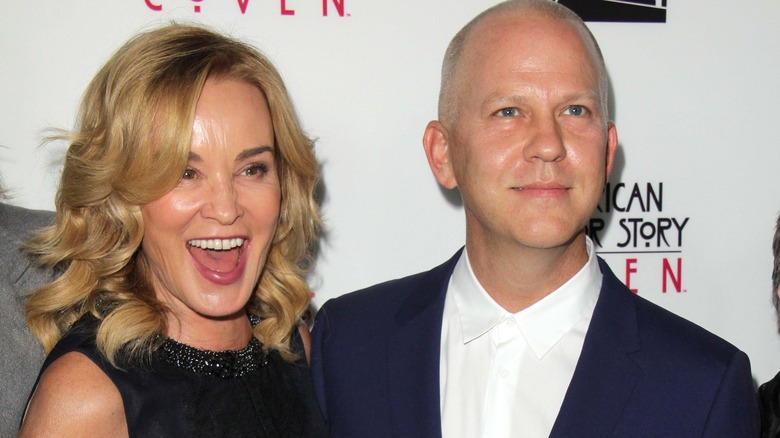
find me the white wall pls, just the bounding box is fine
[2,0,779,384]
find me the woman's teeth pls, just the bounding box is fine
[188,238,245,250]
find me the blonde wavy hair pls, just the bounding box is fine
[25,23,321,365]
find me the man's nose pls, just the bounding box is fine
[523,115,566,162]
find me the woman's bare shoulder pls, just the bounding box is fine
[18,351,127,437]
[298,322,312,366]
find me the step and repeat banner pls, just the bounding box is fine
[2,1,780,384]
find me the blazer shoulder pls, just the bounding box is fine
[597,258,741,364]
[0,204,54,286]
[0,203,54,238]
[593,261,758,435]
[633,292,741,362]
[319,249,462,324]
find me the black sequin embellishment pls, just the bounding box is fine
[156,316,268,379]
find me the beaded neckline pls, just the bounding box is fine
[155,315,268,379]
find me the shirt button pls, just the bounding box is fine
[500,369,509,379]
[505,319,515,327]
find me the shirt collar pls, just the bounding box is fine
[450,237,602,358]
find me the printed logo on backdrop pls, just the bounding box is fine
[555,0,666,23]
[586,182,689,295]
[144,0,349,17]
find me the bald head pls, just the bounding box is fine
[438,0,608,127]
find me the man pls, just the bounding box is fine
[311,1,759,436]
[0,200,53,435]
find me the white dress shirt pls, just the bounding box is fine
[439,238,602,438]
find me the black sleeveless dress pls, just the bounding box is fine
[760,371,780,438]
[30,313,328,437]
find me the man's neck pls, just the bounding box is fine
[465,233,589,314]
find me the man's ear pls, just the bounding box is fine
[423,120,458,189]
[605,121,618,178]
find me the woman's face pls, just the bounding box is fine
[141,78,281,329]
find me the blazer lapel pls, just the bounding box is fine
[385,250,461,438]
[550,258,642,437]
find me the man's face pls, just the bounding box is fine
[427,13,617,254]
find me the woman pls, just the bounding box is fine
[19,24,326,437]
[760,214,780,437]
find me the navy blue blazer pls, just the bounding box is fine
[311,250,760,437]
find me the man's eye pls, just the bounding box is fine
[564,105,586,116]
[496,108,519,117]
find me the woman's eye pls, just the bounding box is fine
[496,107,519,117]
[243,164,269,177]
[182,168,197,180]
[564,105,586,116]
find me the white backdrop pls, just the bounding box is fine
[2,1,780,385]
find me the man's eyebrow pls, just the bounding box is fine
[187,146,274,163]
[560,91,600,102]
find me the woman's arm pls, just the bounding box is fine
[18,352,127,437]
